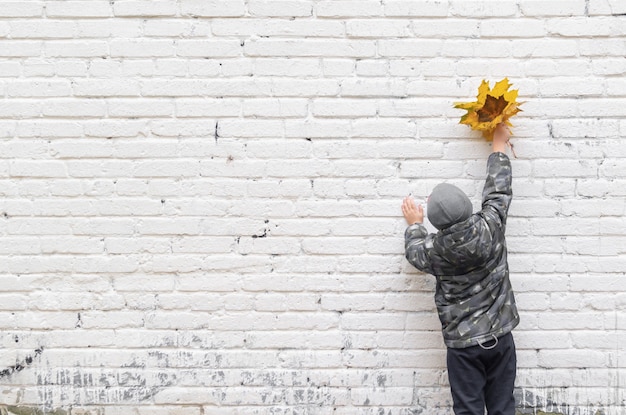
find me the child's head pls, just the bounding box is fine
[427,183,472,230]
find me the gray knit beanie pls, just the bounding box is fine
[427,183,473,230]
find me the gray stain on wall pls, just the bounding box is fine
[0,348,44,379]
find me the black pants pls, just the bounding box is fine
[446,332,517,415]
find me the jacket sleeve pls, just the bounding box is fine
[481,152,513,228]
[404,223,435,275]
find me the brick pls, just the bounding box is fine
[144,20,200,37]
[200,58,253,76]
[17,120,83,138]
[520,0,586,16]
[45,1,112,17]
[0,41,41,57]
[44,41,109,58]
[73,218,136,236]
[113,1,177,17]
[530,217,600,236]
[271,79,341,97]
[107,99,174,118]
[65,160,131,178]
[181,0,245,17]
[0,100,41,118]
[450,1,518,17]
[481,19,546,37]
[22,59,55,77]
[176,40,242,57]
[543,179,577,197]
[154,59,190,76]
[245,39,376,57]
[400,161,465,178]
[524,58,591,76]
[538,77,604,97]
[212,19,344,37]
[351,387,414,405]
[82,120,146,138]
[521,99,577,118]
[313,99,377,118]
[594,58,626,76]
[10,20,76,38]
[340,79,407,97]
[76,19,142,37]
[347,20,412,38]
[378,98,453,117]
[119,60,156,77]
[73,79,141,97]
[110,39,175,57]
[43,99,106,117]
[176,98,241,117]
[512,39,579,57]
[538,350,607,368]
[247,1,313,17]
[0,2,43,17]
[384,1,449,17]
[7,80,71,97]
[511,199,561,217]
[580,39,626,56]
[243,98,308,118]
[312,140,372,159]
[255,58,321,77]
[351,119,416,138]
[356,59,389,77]
[413,19,480,37]
[285,120,350,138]
[588,0,626,15]
[578,98,626,117]
[599,159,626,178]
[550,118,620,138]
[378,39,442,57]
[547,16,624,36]
[141,79,273,97]
[0,61,21,78]
[322,59,355,76]
[87,59,121,77]
[316,1,382,17]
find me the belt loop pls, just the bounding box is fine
[478,334,498,350]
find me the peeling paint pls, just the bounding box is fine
[1,407,68,415]
[514,388,611,415]
[0,408,103,415]
[0,348,44,379]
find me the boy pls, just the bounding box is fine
[401,124,519,415]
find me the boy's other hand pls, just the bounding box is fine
[402,196,424,225]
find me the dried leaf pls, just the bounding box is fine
[454,78,522,141]
[477,95,508,123]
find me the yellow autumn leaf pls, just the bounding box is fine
[454,78,522,141]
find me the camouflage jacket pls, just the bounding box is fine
[404,152,519,348]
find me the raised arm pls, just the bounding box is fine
[492,123,510,154]
[482,125,513,227]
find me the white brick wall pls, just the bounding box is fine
[0,1,625,414]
